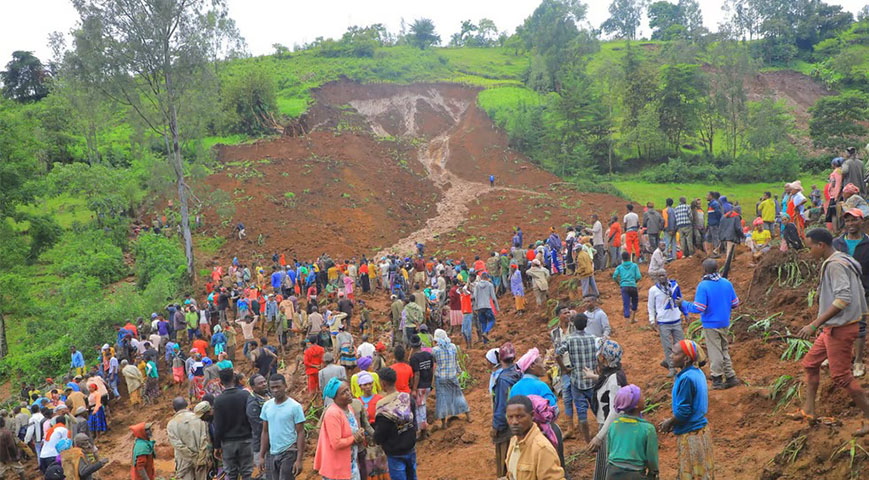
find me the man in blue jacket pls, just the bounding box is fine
[682,259,740,390]
[491,342,521,478]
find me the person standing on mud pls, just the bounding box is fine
[796,228,869,436]
[832,209,869,378]
[682,259,740,390]
[491,342,522,478]
[489,174,495,187]
[660,340,713,480]
[623,204,641,263]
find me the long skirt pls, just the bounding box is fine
[449,309,463,326]
[145,377,159,402]
[88,407,107,433]
[593,436,609,480]
[361,275,370,293]
[361,443,389,479]
[676,426,715,480]
[413,388,430,430]
[434,376,469,419]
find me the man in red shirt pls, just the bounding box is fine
[390,345,414,393]
[304,335,325,394]
[191,334,209,357]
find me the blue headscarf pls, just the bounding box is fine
[323,377,342,401]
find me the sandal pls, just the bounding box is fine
[817,416,841,426]
[787,409,817,423]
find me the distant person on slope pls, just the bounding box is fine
[612,252,641,322]
[489,175,495,187]
[235,222,246,240]
[623,204,640,263]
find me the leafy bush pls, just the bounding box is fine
[641,157,722,183]
[133,233,187,290]
[42,230,127,285]
[222,67,279,136]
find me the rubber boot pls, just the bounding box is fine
[711,375,725,390]
[723,375,741,389]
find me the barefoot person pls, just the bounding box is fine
[796,228,869,436]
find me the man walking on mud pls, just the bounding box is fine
[682,259,740,390]
[796,228,869,436]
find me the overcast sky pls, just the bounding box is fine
[1,0,866,64]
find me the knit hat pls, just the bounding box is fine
[498,342,516,361]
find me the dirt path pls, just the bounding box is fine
[346,90,541,257]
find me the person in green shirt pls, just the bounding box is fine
[184,306,199,343]
[613,252,642,322]
[606,384,658,479]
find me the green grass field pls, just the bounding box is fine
[611,176,827,213]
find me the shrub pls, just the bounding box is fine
[133,233,187,290]
[42,231,127,286]
[640,157,721,183]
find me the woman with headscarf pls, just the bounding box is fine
[432,329,471,428]
[526,393,565,470]
[359,262,371,293]
[86,384,107,440]
[787,181,808,238]
[356,372,389,480]
[510,264,526,315]
[842,182,869,217]
[351,357,382,398]
[660,340,713,480]
[509,348,558,408]
[780,214,805,251]
[432,328,471,428]
[373,367,417,479]
[583,339,629,480]
[314,378,364,480]
[605,385,659,479]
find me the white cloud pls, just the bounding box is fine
[1,0,866,64]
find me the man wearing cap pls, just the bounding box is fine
[65,382,87,413]
[71,406,90,439]
[318,353,346,407]
[833,208,869,377]
[491,342,522,477]
[168,397,210,480]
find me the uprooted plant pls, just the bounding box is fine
[769,374,802,412]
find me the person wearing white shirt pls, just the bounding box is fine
[39,417,69,472]
[591,214,605,270]
[582,296,611,339]
[647,270,685,377]
[356,335,375,359]
[648,241,667,278]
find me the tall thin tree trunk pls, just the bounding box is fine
[0,311,8,359]
[166,74,195,283]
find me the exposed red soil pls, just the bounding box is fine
[747,70,834,128]
[111,80,867,480]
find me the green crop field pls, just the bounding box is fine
[611,176,828,212]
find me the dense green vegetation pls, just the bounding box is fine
[0,0,867,380]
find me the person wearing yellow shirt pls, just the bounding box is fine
[758,192,776,234]
[749,218,771,259]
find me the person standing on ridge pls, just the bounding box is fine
[682,259,740,390]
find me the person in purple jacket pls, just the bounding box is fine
[681,259,740,390]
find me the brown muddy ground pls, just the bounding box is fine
[96,79,867,480]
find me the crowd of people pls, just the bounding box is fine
[3,147,869,480]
